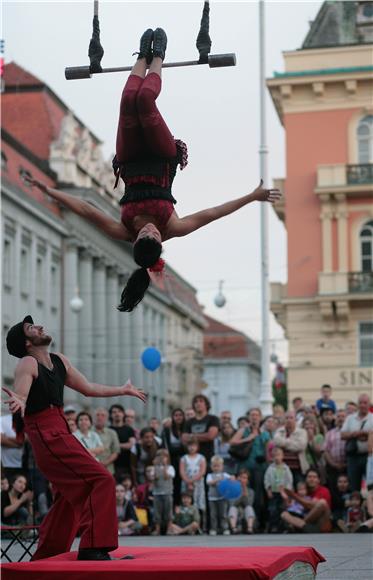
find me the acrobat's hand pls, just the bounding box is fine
[253,179,281,203]
[2,387,26,417]
[23,176,49,194]
[121,379,148,404]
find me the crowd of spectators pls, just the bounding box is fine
[1,385,373,537]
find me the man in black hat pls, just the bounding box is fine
[3,315,147,561]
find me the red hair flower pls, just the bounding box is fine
[148,258,165,273]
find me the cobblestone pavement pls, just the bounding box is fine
[2,533,372,579]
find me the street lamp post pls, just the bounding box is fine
[258,0,273,416]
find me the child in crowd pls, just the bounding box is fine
[345,492,364,533]
[180,438,207,526]
[152,449,175,535]
[284,480,311,519]
[206,455,232,535]
[168,492,201,535]
[228,469,255,534]
[116,483,141,536]
[120,474,133,501]
[264,447,293,533]
[134,465,155,529]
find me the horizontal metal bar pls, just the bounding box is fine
[65,53,236,80]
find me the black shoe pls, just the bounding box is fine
[153,28,167,61]
[137,28,154,64]
[77,549,111,561]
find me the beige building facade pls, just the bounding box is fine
[268,1,373,406]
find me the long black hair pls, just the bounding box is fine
[118,237,162,312]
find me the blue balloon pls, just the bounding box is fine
[217,479,242,500]
[141,347,162,371]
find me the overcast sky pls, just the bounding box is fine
[4,1,323,363]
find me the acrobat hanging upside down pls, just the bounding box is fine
[27,28,281,312]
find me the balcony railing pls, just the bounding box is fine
[348,271,373,293]
[347,163,373,185]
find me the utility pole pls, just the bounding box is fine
[258,0,273,415]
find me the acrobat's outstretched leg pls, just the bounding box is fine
[136,28,177,158]
[116,29,154,163]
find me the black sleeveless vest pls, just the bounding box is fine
[25,354,66,415]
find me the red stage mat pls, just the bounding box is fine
[2,546,325,580]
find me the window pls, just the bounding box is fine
[36,256,45,301]
[359,322,373,367]
[357,115,373,164]
[360,220,373,272]
[3,238,13,287]
[20,247,30,295]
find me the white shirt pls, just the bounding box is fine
[74,429,103,460]
[341,412,373,454]
[0,414,23,468]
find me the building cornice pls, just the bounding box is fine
[267,43,373,122]
[273,65,373,79]
[2,180,69,235]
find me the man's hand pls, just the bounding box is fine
[252,179,281,203]
[2,387,27,417]
[121,380,148,404]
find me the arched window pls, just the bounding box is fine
[360,220,373,272]
[357,115,373,164]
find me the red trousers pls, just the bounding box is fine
[24,407,117,560]
[116,72,177,163]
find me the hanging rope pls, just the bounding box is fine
[88,1,104,73]
[196,1,212,64]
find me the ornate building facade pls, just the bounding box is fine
[1,62,206,421]
[267,1,373,405]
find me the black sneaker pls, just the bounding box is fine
[137,28,154,64]
[77,549,111,561]
[153,28,167,61]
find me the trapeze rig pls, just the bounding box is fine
[65,1,236,80]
